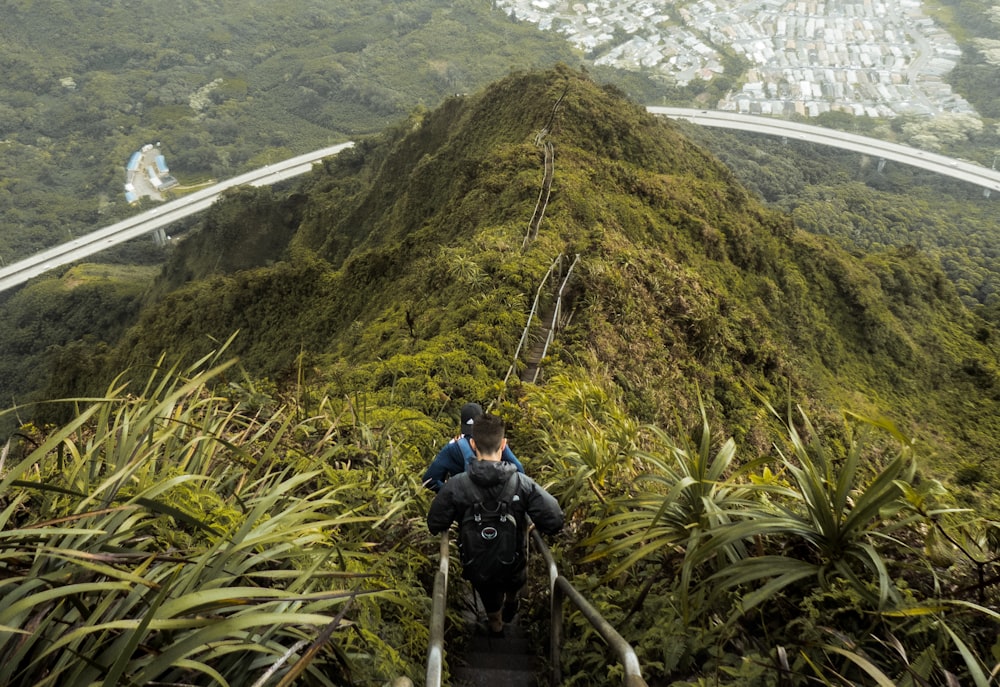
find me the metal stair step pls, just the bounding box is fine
[461,634,530,656]
[450,617,541,687]
[450,665,539,687]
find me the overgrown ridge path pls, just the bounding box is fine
[449,90,567,684]
[449,590,540,687]
[521,303,556,384]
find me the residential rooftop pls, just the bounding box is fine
[494,0,975,118]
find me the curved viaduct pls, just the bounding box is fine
[648,107,1000,193]
[0,143,353,293]
[1,110,996,293]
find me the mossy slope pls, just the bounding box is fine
[104,65,1000,482]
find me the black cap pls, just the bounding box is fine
[460,402,484,434]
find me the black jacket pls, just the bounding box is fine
[426,459,564,541]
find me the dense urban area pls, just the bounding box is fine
[497,0,976,117]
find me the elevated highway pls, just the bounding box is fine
[647,107,1000,194]
[0,143,353,293]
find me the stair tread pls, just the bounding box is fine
[449,589,542,687]
[451,665,539,687]
[462,634,530,654]
[458,651,534,670]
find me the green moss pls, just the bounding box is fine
[38,67,1000,494]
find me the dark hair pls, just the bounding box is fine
[471,413,505,455]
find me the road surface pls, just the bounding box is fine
[648,107,1000,193]
[0,142,354,293]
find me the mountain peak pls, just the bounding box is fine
[69,66,1000,476]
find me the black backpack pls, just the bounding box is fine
[457,473,522,584]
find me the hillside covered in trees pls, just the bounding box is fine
[75,66,1000,489]
[0,0,607,264]
[2,66,997,685]
[7,0,1000,428]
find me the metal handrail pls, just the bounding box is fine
[524,140,555,248]
[424,522,647,687]
[425,532,450,687]
[502,253,565,386]
[530,253,580,384]
[530,526,648,687]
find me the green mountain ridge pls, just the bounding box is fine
[44,64,995,490]
[4,64,1000,687]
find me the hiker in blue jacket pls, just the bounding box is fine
[421,402,524,492]
[427,413,563,636]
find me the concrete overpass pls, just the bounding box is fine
[648,107,1000,193]
[0,142,353,293]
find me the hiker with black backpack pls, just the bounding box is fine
[426,413,563,637]
[421,402,525,492]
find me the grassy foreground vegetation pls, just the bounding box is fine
[525,379,1000,685]
[3,67,999,685]
[0,349,436,685]
[2,357,997,685]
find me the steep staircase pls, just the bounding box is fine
[425,533,649,687]
[434,86,596,687]
[425,94,647,687]
[520,302,556,384]
[446,576,544,686]
[450,618,540,687]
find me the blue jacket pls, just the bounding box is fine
[421,434,525,492]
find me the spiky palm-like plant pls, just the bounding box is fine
[689,406,999,685]
[522,374,650,510]
[692,407,915,613]
[0,351,422,686]
[580,402,762,601]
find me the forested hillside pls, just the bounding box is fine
[63,65,998,496]
[3,65,998,686]
[677,124,1000,318]
[7,0,1000,430]
[0,0,602,263]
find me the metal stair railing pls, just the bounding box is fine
[529,524,648,687]
[502,252,579,388]
[523,140,555,248]
[425,524,648,687]
[425,532,450,687]
[528,253,579,384]
[502,253,565,387]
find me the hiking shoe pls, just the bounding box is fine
[486,610,504,636]
[502,597,519,623]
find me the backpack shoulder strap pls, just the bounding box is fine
[457,436,476,466]
[496,472,520,511]
[460,472,518,509]
[502,472,520,497]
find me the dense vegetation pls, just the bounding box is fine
[74,67,1000,488]
[676,125,1000,317]
[6,0,1000,425]
[935,0,1000,119]
[0,353,436,686]
[1,3,999,686]
[4,0,999,266]
[3,67,996,685]
[0,0,594,265]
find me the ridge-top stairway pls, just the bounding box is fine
[425,530,649,687]
[449,604,540,687]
